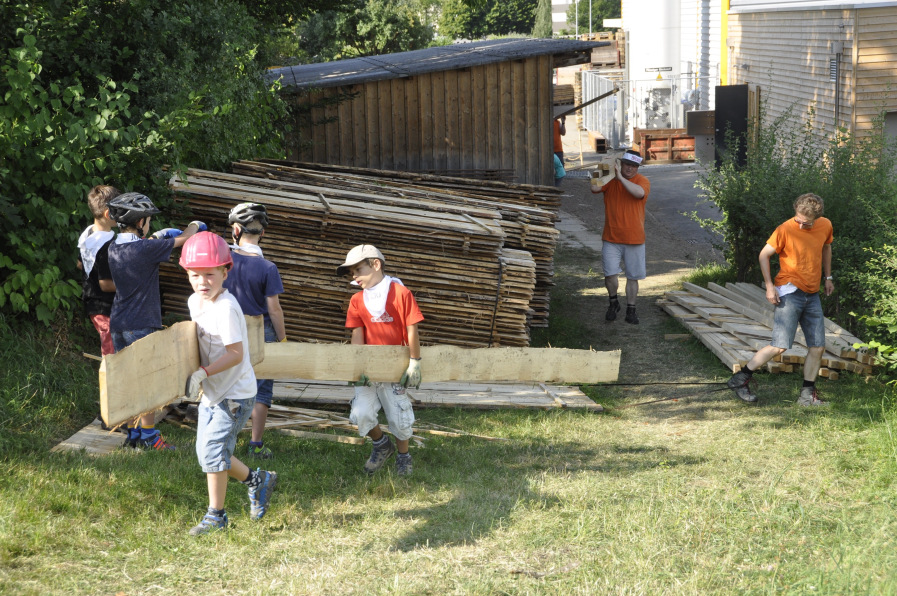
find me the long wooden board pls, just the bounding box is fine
[100,316,264,428]
[254,343,620,384]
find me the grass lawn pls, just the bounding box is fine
[2,248,897,594]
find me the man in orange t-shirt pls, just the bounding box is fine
[727,193,834,406]
[553,116,566,162]
[593,150,651,324]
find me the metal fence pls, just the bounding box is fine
[581,71,718,149]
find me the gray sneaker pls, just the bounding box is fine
[798,386,829,407]
[364,438,396,475]
[726,370,757,402]
[189,510,228,536]
[396,452,413,476]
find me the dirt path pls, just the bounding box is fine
[552,174,726,386]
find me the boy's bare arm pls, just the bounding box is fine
[99,279,116,293]
[173,221,205,248]
[350,327,365,345]
[407,324,420,359]
[266,295,287,341]
[205,341,243,375]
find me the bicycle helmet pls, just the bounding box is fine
[228,202,268,232]
[179,231,233,269]
[107,192,161,229]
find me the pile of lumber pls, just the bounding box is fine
[230,159,561,328]
[553,84,575,105]
[658,282,875,378]
[161,168,545,346]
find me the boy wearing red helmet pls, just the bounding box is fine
[181,231,278,536]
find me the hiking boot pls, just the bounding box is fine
[135,431,176,451]
[798,386,829,407]
[605,300,621,321]
[625,305,639,324]
[189,510,228,536]
[726,370,757,403]
[247,443,273,459]
[364,437,396,475]
[248,469,277,521]
[396,452,413,476]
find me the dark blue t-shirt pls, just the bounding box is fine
[222,251,284,322]
[108,237,175,332]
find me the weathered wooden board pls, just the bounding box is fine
[254,343,620,384]
[100,316,264,428]
[51,419,126,455]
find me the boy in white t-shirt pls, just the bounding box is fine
[180,232,277,536]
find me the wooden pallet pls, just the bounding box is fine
[659,282,874,378]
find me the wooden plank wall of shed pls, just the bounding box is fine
[728,8,855,142]
[288,55,554,186]
[854,7,897,138]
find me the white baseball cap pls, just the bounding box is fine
[336,244,386,276]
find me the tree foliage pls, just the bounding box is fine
[0,1,289,322]
[565,0,620,34]
[438,0,536,40]
[532,0,554,38]
[298,0,434,61]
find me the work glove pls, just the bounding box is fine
[185,367,208,400]
[349,373,371,387]
[151,228,182,240]
[189,220,208,232]
[399,358,422,389]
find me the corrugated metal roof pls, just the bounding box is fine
[267,38,606,91]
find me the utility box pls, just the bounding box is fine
[687,110,715,164]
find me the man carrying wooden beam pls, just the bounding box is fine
[726,193,834,406]
[337,245,424,476]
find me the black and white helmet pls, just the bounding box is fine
[228,202,268,232]
[107,192,160,228]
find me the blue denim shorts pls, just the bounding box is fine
[771,290,825,349]
[111,327,159,353]
[254,319,277,407]
[195,397,255,473]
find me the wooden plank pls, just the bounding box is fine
[458,68,472,172]
[444,68,459,171]
[351,85,366,167]
[406,77,420,172]
[275,428,365,445]
[100,316,264,428]
[471,65,487,171]
[391,77,407,171]
[419,73,434,171]
[51,419,125,454]
[377,79,394,170]
[431,72,447,172]
[365,81,381,169]
[254,343,620,384]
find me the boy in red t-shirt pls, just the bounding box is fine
[337,245,424,476]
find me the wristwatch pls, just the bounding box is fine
[825,276,833,280]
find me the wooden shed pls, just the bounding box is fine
[266,39,604,186]
[727,0,897,143]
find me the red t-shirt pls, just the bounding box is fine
[345,282,424,345]
[553,120,564,152]
[601,173,651,244]
[768,216,834,294]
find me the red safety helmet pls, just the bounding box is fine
[179,231,233,269]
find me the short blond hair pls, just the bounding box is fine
[793,193,824,218]
[87,185,121,219]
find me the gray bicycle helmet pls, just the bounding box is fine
[107,192,160,228]
[228,202,268,231]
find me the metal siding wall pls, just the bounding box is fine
[855,7,897,137]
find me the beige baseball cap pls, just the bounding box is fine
[336,244,386,276]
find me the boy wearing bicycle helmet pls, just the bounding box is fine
[181,231,277,536]
[221,202,286,460]
[106,192,204,450]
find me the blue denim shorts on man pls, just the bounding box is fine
[771,289,825,349]
[111,327,159,353]
[254,319,277,407]
[196,397,255,473]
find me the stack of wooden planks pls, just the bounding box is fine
[161,167,547,346]
[230,159,561,328]
[658,282,875,378]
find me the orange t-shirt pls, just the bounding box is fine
[553,120,563,152]
[767,217,834,294]
[345,282,424,345]
[601,173,651,244]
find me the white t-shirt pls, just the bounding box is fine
[188,290,257,406]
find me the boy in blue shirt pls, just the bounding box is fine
[106,192,204,450]
[222,203,286,459]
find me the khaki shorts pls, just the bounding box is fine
[350,382,415,440]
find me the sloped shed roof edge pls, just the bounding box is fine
[267,38,607,91]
